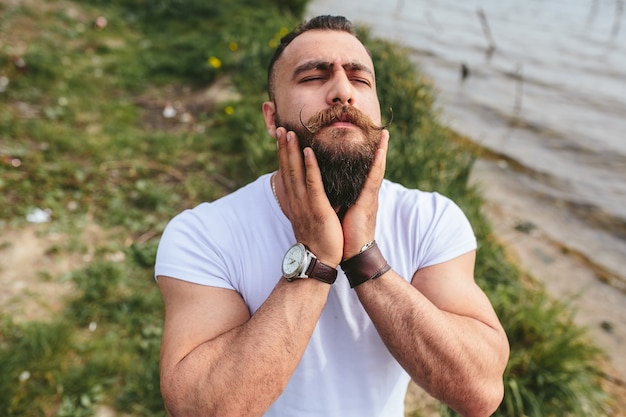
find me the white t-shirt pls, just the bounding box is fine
[155,173,477,417]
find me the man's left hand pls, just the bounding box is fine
[341,129,389,259]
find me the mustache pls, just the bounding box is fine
[299,106,393,134]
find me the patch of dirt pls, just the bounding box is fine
[0,0,94,55]
[0,222,107,322]
[133,76,241,133]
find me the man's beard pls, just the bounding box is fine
[276,105,384,216]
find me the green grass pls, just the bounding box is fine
[0,0,612,416]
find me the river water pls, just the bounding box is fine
[307,0,626,285]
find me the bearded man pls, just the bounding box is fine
[155,15,509,417]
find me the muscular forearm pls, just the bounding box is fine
[162,278,330,417]
[355,272,508,417]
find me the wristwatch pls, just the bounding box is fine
[282,243,338,284]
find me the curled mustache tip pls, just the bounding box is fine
[299,107,316,134]
[380,107,393,130]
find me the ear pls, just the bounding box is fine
[262,101,277,137]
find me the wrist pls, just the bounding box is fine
[340,241,391,288]
[282,243,338,284]
[343,240,374,260]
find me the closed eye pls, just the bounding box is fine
[351,77,372,86]
[300,76,326,83]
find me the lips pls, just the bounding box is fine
[329,110,355,126]
[329,120,356,128]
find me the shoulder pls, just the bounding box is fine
[377,179,476,269]
[158,174,277,260]
[167,174,273,231]
[379,179,460,217]
[155,174,276,285]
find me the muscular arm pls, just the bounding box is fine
[158,276,330,417]
[328,125,508,416]
[158,127,344,417]
[354,251,509,417]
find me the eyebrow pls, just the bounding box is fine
[292,60,375,80]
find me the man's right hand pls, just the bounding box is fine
[275,127,343,268]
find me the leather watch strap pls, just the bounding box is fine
[340,241,391,288]
[305,258,338,284]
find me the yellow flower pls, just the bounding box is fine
[224,106,234,116]
[269,27,290,49]
[208,56,222,69]
[229,42,238,52]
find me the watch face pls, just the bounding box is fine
[282,243,306,278]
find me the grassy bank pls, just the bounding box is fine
[0,0,613,416]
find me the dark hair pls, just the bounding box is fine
[267,15,357,101]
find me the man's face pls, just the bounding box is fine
[265,30,384,212]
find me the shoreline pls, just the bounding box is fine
[469,158,626,400]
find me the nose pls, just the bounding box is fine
[326,71,353,106]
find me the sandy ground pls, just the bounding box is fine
[469,158,626,412]
[0,222,108,322]
[0,226,75,321]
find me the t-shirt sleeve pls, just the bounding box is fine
[417,192,477,268]
[154,207,236,291]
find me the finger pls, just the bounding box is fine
[371,129,389,181]
[283,130,307,197]
[277,129,302,197]
[276,127,289,175]
[303,147,329,203]
[361,130,390,196]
